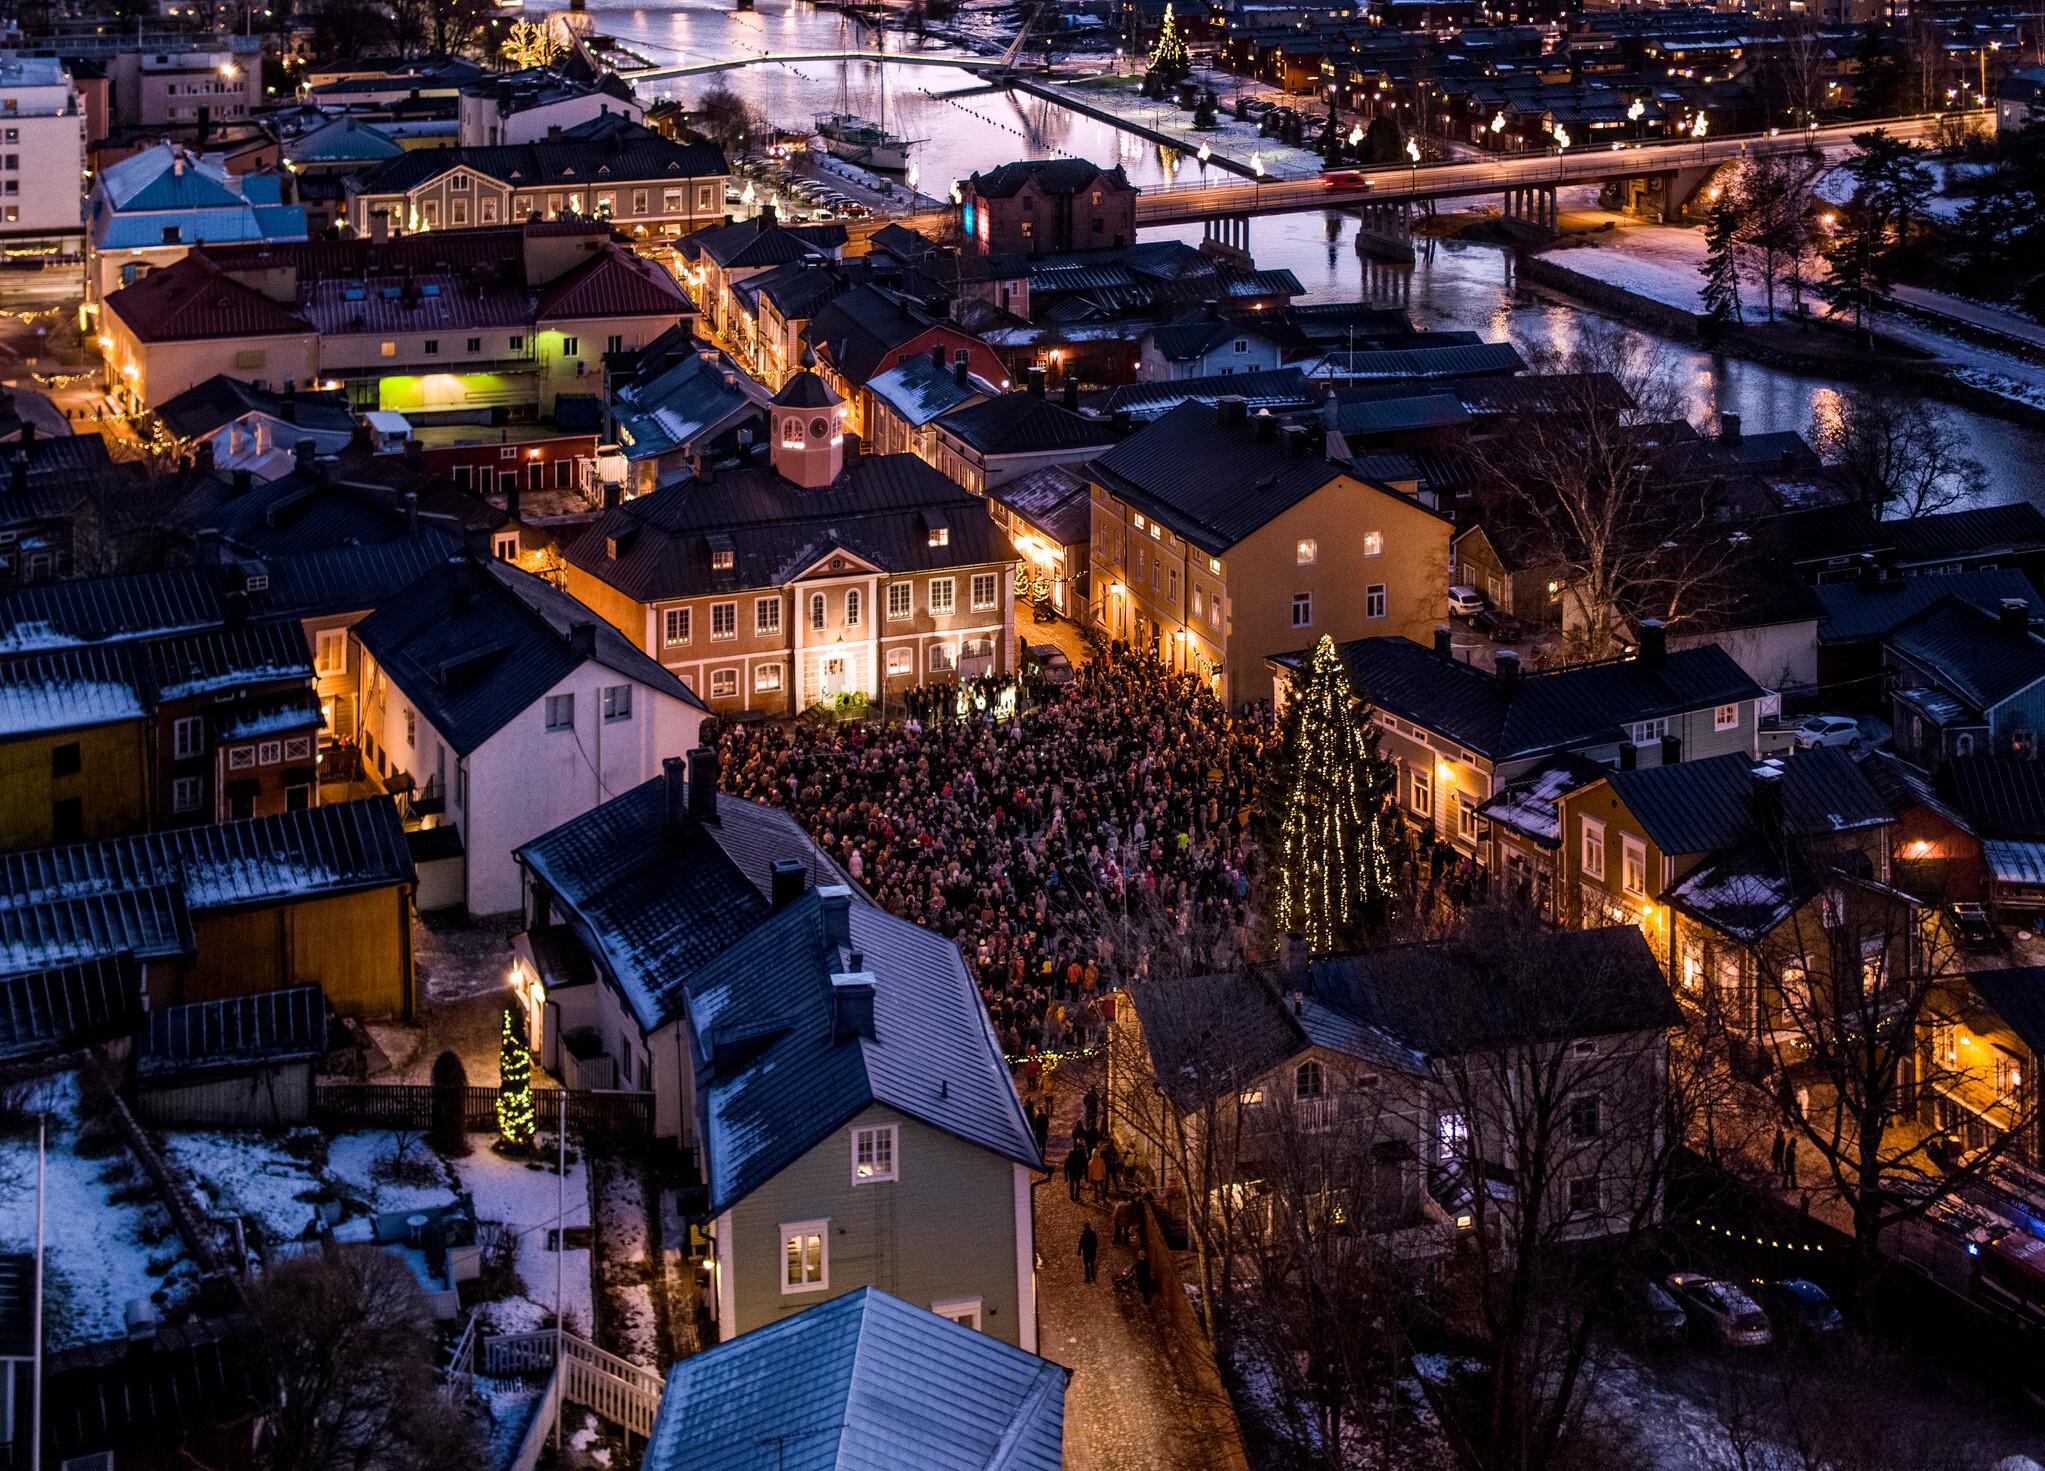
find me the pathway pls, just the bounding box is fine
[1037,1059,1237,1471]
[1890,283,2045,354]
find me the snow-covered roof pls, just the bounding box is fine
[0,649,145,738]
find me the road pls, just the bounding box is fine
[1131,112,1974,225]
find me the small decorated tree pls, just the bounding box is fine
[1148,1,1189,82]
[496,1010,535,1151]
[500,18,564,70]
[1265,635,1398,953]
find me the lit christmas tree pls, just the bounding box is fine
[501,19,564,71]
[497,1009,536,1149]
[1148,2,1189,81]
[1267,635,1398,953]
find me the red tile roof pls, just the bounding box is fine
[537,245,692,322]
[104,254,312,343]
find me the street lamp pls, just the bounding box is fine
[1628,96,1645,142]
[1406,134,1420,189]
[1552,124,1571,152]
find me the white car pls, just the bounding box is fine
[1448,585,1486,618]
[1665,1274,1773,1348]
[1794,715,1861,750]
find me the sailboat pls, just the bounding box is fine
[814,20,922,173]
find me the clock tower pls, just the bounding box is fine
[769,370,844,490]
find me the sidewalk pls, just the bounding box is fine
[1890,283,2045,353]
[1037,1061,1240,1471]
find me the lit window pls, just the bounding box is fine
[379,341,396,359]
[1622,835,1647,897]
[927,526,949,547]
[1714,703,1740,731]
[711,602,737,640]
[314,628,347,676]
[851,1124,898,1182]
[1133,514,1146,530]
[971,572,998,611]
[1363,531,1383,556]
[888,583,912,620]
[757,598,782,636]
[932,1297,982,1329]
[886,647,912,676]
[1208,557,1221,574]
[1409,763,1432,818]
[929,641,955,672]
[755,663,784,693]
[929,578,956,616]
[1296,538,1317,565]
[711,549,734,570]
[710,668,738,698]
[544,694,574,731]
[664,607,691,646]
[781,1221,828,1292]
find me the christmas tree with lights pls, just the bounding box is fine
[1267,635,1399,953]
[496,1009,536,1150]
[1148,2,1189,83]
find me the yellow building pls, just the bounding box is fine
[0,648,153,849]
[1085,397,1451,705]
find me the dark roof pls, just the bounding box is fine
[1087,400,1353,553]
[1888,502,2045,565]
[1142,311,1285,363]
[516,767,851,1033]
[1888,598,2045,713]
[1816,570,2044,644]
[969,159,1129,198]
[1092,367,1315,422]
[135,983,327,1081]
[935,392,1116,458]
[563,455,1013,604]
[0,954,144,1063]
[355,128,726,196]
[351,556,703,756]
[771,369,840,409]
[1284,636,1764,764]
[990,464,1092,548]
[1966,967,2045,1054]
[807,285,966,387]
[104,252,313,342]
[142,619,314,701]
[1759,502,1885,565]
[154,375,355,442]
[1308,925,1680,1051]
[536,243,694,320]
[0,646,147,737]
[1859,749,1970,832]
[1946,757,2045,839]
[1602,748,1889,857]
[43,1314,264,1459]
[681,214,843,269]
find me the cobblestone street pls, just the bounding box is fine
[1038,1060,1241,1471]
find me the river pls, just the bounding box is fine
[587,0,2045,501]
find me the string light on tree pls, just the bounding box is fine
[501,18,564,70]
[1148,1,1189,80]
[497,1009,536,1149]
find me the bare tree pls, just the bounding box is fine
[690,84,761,156]
[1462,328,1749,661]
[248,1245,481,1471]
[1810,387,1987,517]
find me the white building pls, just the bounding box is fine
[350,555,710,916]
[0,54,85,255]
[457,71,644,147]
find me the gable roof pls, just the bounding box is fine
[537,243,694,320]
[681,214,844,270]
[354,130,726,196]
[104,252,313,343]
[1887,502,2045,565]
[135,983,328,1082]
[970,159,1129,198]
[0,647,146,738]
[1965,967,2045,1055]
[350,556,703,756]
[991,464,1092,548]
[1816,570,2044,645]
[1887,598,2045,713]
[935,392,1116,458]
[1285,636,1764,765]
[1600,749,1889,857]
[644,1288,1067,1471]
[1092,367,1314,423]
[142,619,314,701]
[686,889,1040,1213]
[1946,757,2045,839]
[807,286,966,387]
[867,354,996,429]
[155,375,356,443]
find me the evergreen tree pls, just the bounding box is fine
[1148,1,1189,81]
[1841,129,1934,253]
[1364,115,1404,164]
[1193,90,1219,129]
[1699,196,1744,328]
[1818,193,1889,345]
[1319,108,1343,164]
[496,1009,536,1149]
[1266,636,1398,954]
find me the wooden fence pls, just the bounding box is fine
[312,1083,653,1141]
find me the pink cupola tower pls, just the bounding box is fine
[770,369,844,489]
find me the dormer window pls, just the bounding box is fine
[711,549,734,570]
[928,527,949,547]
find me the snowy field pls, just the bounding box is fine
[455,1142,594,1338]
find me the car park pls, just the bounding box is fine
[1664,1273,1773,1348]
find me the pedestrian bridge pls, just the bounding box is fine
[622,49,1058,82]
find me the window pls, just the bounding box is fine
[809,592,827,630]
[172,715,205,760]
[929,642,955,673]
[314,628,346,676]
[888,582,912,620]
[544,694,574,731]
[1437,1111,1467,1163]
[781,1221,828,1292]
[1296,538,1317,565]
[379,341,396,358]
[710,668,738,698]
[172,775,202,814]
[1239,1087,1266,1106]
[1631,718,1668,744]
[1580,816,1606,880]
[404,705,416,747]
[561,337,580,358]
[756,598,782,636]
[493,533,519,563]
[664,607,691,646]
[755,663,784,693]
[1235,338,1250,354]
[1567,1176,1603,1217]
[929,578,956,616]
[711,602,737,640]
[845,589,862,627]
[423,338,439,356]
[1366,584,1386,620]
[1457,796,1479,842]
[887,647,912,676]
[1291,592,1312,629]
[851,1124,898,1182]
[1714,703,1740,731]
[1570,1094,1602,1139]
[1622,835,1647,897]
[1295,1059,1325,1099]
[510,335,525,352]
[258,740,282,766]
[633,189,648,214]
[51,742,80,778]
[932,1298,982,1330]
[1363,530,1383,556]
[711,548,734,571]
[971,572,998,611]
[468,337,482,354]
[450,174,469,191]
[663,187,683,213]
[1409,763,1432,818]
[1133,514,1146,531]
[227,746,256,771]
[602,685,633,723]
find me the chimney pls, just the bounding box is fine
[294,438,316,474]
[1277,930,1308,985]
[222,588,249,630]
[231,467,253,498]
[831,969,877,1043]
[370,209,390,245]
[403,490,418,534]
[1636,618,1666,666]
[1618,739,1638,771]
[1751,761,1784,840]
[1026,365,1046,398]
[1660,732,1682,765]
[1495,648,1521,684]
[931,344,946,372]
[1216,396,1246,426]
[504,475,520,524]
[449,555,474,610]
[1719,412,1741,442]
[569,621,597,660]
[1282,423,1311,457]
[604,481,621,511]
[1856,553,1881,590]
[1433,624,1452,660]
[1254,411,1277,442]
[770,858,807,909]
[2003,598,2033,636]
[953,357,968,388]
[125,1298,158,1345]
[820,884,853,947]
[1063,376,1080,411]
[686,744,719,823]
[662,755,688,837]
[193,438,215,471]
[281,399,298,424]
[758,202,776,228]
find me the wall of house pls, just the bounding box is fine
[458,95,646,148]
[0,719,152,849]
[725,1101,1027,1345]
[104,321,319,413]
[0,79,86,245]
[355,172,723,237]
[159,885,413,1017]
[539,312,684,412]
[1138,334,1283,383]
[1671,619,1818,701]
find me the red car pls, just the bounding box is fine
[1321,169,1373,190]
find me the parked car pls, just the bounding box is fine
[1664,1274,1773,1348]
[1448,585,1487,618]
[1794,714,1862,749]
[1026,643,1075,684]
[1612,1275,1688,1345]
[1951,901,2003,954]
[1754,1278,1844,1341]
[1474,608,1522,643]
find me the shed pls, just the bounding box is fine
[133,984,329,1126]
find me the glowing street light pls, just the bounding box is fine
[1251,151,1265,175]
[1348,122,1364,147]
[1552,125,1571,150]
[1196,140,1211,162]
[1490,110,1506,133]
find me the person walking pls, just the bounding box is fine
[1078,1222,1099,1284]
[1112,1195,1140,1246]
[1087,1145,1109,1203]
[1134,1246,1155,1303]
[1064,1142,1086,1201]
[1102,1136,1123,1192]
[1082,1084,1101,1133]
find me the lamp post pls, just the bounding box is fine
[1406,134,1420,191]
[1628,96,1645,143]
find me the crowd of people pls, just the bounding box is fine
[717,651,1276,1062]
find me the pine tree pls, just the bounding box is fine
[1148,1,1189,81]
[1267,636,1398,954]
[496,1009,536,1149]
[1699,197,1744,328]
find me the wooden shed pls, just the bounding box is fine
[133,984,330,1127]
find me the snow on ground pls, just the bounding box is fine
[1543,225,1710,314]
[325,1131,460,1214]
[166,1129,325,1247]
[1047,64,1329,178]
[1816,159,1985,221]
[592,1157,659,1368]
[454,1143,593,1337]
[0,1074,196,1348]
[476,1375,544,1468]
[415,914,522,1006]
